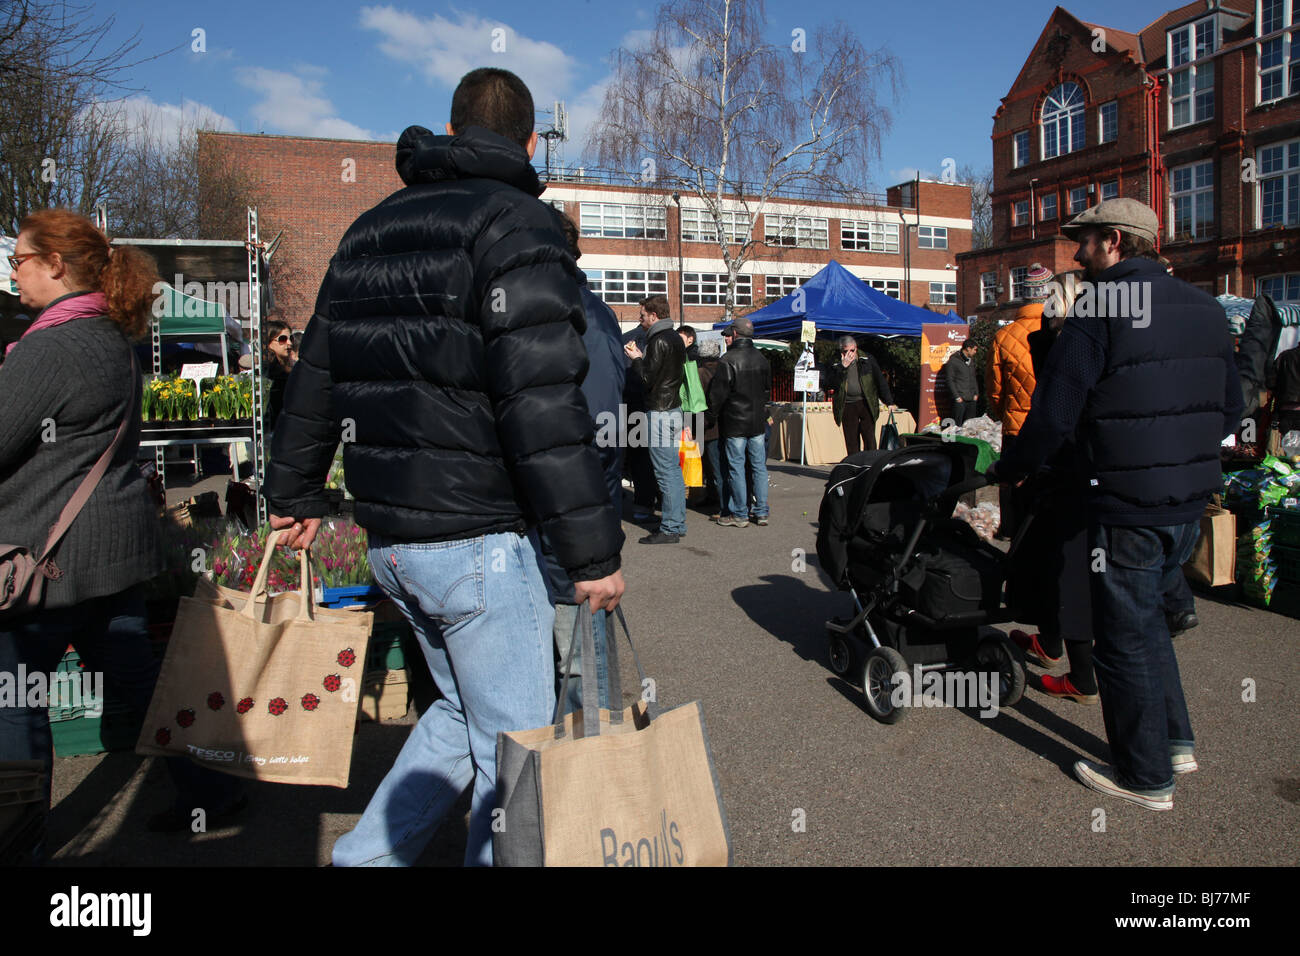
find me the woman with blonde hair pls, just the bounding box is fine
[0,209,243,854]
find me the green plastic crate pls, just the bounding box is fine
[49,649,139,757]
[367,622,413,671]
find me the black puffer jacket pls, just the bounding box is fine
[706,337,772,438]
[263,125,622,581]
[631,319,686,411]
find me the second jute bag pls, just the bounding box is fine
[1183,501,1236,588]
[135,530,374,787]
[495,608,731,866]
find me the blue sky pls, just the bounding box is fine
[93,0,1179,189]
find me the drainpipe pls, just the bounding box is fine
[1145,70,1164,249]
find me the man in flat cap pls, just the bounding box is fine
[990,198,1242,811]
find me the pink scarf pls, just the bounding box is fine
[5,292,109,355]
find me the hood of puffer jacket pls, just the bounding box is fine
[395,125,542,196]
[987,303,1043,435]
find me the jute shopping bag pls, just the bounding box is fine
[495,608,731,866]
[1183,502,1237,588]
[135,530,374,787]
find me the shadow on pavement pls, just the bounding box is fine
[731,573,843,668]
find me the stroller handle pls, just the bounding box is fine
[934,473,992,510]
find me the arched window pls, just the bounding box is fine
[1041,83,1086,160]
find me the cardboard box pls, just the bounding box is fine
[358,668,411,722]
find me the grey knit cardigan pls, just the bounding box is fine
[0,314,162,610]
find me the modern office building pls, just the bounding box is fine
[200,131,972,330]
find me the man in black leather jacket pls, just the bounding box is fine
[624,295,687,542]
[263,68,624,866]
[707,317,772,526]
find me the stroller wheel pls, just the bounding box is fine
[975,633,1026,708]
[860,646,908,724]
[827,632,859,679]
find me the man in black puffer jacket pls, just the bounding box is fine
[992,198,1242,813]
[707,317,772,527]
[263,68,624,867]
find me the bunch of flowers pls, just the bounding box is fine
[142,375,201,422]
[199,374,255,420]
[311,519,372,587]
[326,445,350,498]
[209,522,300,593]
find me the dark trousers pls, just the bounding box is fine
[841,400,877,455]
[626,444,658,510]
[0,586,243,821]
[951,400,978,425]
[1089,522,1201,791]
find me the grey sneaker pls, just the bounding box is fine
[752,515,769,526]
[1073,760,1173,811]
[1171,752,1199,774]
[717,516,750,528]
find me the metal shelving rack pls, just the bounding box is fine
[119,207,272,526]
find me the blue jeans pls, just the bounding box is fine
[552,606,610,714]
[723,433,769,520]
[704,438,725,506]
[0,587,243,836]
[647,408,686,535]
[334,531,556,867]
[1089,521,1201,793]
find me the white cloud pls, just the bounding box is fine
[115,96,238,144]
[236,66,375,140]
[358,6,577,119]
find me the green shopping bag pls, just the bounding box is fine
[680,361,707,413]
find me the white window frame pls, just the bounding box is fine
[764,213,829,249]
[1040,194,1058,221]
[682,272,752,306]
[584,269,668,304]
[1013,200,1029,226]
[1069,186,1089,215]
[1258,272,1300,302]
[1168,16,1217,129]
[579,202,667,240]
[680,207,751,243]
[980,272,998,305]
[765,275,806,298]
[841,219,900,253]
[1169,160,1215,241]
[917,225,947,249]
[1257,139,1300,228]
[1257,0,1300,105]
[864,278,901,299]
[1013,130,1031,168]
[1041,82,1086,160]
[928,282,957,306]
[1100,180,1120,201]
[1010,266,1030,300]
[1099,101,1118,143]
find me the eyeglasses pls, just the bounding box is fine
[273,334,291,344]
[7,252,40,271]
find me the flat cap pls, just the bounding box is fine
[723,316,754,337]
[1061,197,1159,244]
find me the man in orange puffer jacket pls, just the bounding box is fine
[986,264,1053,538]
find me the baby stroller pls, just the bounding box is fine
[816,440,1029,723]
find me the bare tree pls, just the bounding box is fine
[959,163,994,250]
[0,0,168,234]
[587,0,900,320]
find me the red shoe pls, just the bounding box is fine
[1040,673,1099,705]
[1009,629,1061,667]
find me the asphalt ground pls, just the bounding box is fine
[41,463,1300,866]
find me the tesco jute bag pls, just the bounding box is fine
[494,608,731,867]
[135,530,373,787]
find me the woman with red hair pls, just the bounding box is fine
[0,210,244,855]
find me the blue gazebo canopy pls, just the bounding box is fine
[715,260,950,338]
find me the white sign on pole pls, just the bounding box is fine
[800,320,816,343]
[794,369,820,393]
[180,362,219,400]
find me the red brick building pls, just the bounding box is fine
[959,0,1300,319]
[200,131,971,330]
